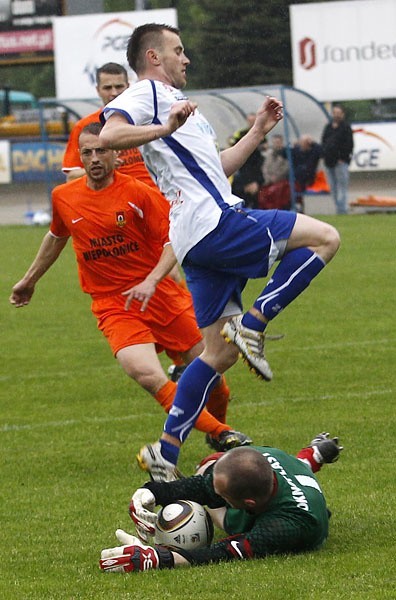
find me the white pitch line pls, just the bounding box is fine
[1,388,392,434]
[234,387,394,410]
[1,337,395,385]
[0,413,151,433]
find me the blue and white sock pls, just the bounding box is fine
[163,358,220,451]
[159,439,180,465]
[248,248,326,327]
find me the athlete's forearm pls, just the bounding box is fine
[172,533,254,567]
[221,127,265,178]
[146,243,177,285]
[100,114,170,150]
[221,97,283,178]
[20,232,68,286]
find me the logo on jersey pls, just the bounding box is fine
[115,211,126,227]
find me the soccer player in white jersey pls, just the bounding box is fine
[100,23,340,482]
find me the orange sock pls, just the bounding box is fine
[205,375,230,424]
[154,380,230,438]
[154,380,177,411]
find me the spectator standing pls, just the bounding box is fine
[321,105,354,215]
[291,134,322,213]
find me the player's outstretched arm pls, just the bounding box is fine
[9,232,68,307]
[220,96,283,178]
[100,101,197,150]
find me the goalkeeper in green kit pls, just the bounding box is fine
[100,433,342,572]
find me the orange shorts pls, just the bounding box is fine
[91,277,202,357]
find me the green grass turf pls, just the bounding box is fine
[1,214,395,599]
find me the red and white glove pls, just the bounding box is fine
[129,488,157,543]
[100,529,160,573]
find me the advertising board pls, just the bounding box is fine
[0,0,62,63]
[351,122,396,172]
[53,8,177,99]
[290,0,396,101]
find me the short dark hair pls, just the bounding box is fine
[332,103,346,115]
[127,23,180,73]
[95,62,128,86]
[79,122,103,138]
[214,447,274,503]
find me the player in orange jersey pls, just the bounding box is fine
[62,62,189,367]
[10,123,251,456]
[62,62,155,187]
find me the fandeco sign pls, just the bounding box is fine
[290,0,396,101]
[299,37,396,72]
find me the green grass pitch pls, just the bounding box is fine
[1,214,395,599]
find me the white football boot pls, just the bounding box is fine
[136,441,183,482]
[221,315,273,381]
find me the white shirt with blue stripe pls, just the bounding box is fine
[103,79,241,263]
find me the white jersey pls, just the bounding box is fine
[103,79,241,262]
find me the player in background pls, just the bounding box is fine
[9,123,251,458]
[62,62,154,187]
[99,23,341,481]
[100,432,343,572]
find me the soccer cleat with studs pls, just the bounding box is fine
[309,432,343,464]
[136,441,183,482]
[167,364,187,382]
[205,429,253,452]
[221,315,273,381]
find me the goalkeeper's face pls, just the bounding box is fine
[214,473,257,512]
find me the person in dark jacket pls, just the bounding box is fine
[230,113,265,209]
[321,105,354,214]
[291,134,322,213]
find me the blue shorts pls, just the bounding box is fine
[182,207,296,328]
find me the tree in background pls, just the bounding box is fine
[0,64,55,99]
[180,0,293,89]
[146,0,298,88]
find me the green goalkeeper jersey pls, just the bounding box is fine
[223,446,329,553]
[146,446,330,565]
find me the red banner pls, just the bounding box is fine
[0,28,53,54]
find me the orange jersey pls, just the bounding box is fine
[62,109,155,187]
[50,171,173,299]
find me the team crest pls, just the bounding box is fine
[115,211,126,227]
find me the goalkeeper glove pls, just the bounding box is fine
[129,488,157,542]
[100,529,174,573]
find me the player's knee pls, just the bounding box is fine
[201,342,239,372]
[123,365,159,393]
[321,223,341,262]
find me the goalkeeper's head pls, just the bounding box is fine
[213,447,275,514]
